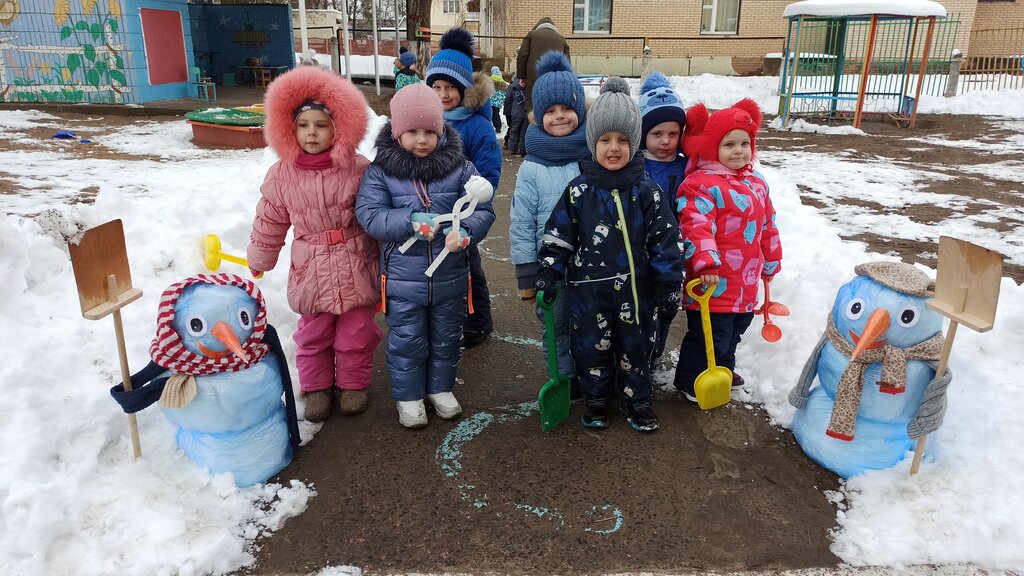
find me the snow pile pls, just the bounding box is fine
[769,117,867,135]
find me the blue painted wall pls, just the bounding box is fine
[188,4,294,84]
[123,0,194,102]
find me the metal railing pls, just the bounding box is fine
[959,26,1024,92]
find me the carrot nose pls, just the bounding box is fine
[850,308,890,361]
[211,321,249,362]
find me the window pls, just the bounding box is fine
[443,0,460,14]
[573,0,611,33]
[701,0,740,35]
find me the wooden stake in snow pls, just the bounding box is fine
[68,220,144,459]
[912,236,1003,475]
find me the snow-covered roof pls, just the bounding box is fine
[784,0,947,18]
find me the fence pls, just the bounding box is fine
[958,26,1024,92]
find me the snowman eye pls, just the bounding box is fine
[186,315,207,337]
[237,308,253,330]
[845,298,865,320]
[898,306,920,328]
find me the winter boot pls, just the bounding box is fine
[581,396,609,428]
[303,389,333,422]
[397,400,428,428]
[732,372,745,388]
[570,378,583,402]
[427,392,463,419]
[337,389,369,415]
[621,400,659,432]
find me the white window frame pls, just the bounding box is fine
[701,0,740,35]
[573,0,611,34]
[443,0,460,14]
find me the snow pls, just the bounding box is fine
[2,70,1024,575]
[297,51,400,79]
[783,0,947,18]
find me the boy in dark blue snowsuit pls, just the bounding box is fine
[535,78,684,432]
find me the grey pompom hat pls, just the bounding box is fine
[586,76,641,159]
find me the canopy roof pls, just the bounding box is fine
[783,0,947,18]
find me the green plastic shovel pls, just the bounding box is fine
[537,290,570,432]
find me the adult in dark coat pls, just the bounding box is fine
[516,17,570,114]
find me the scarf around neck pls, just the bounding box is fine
[443,106,473,121]
[295,149,334,171]
[581,156,646,190]
[524,122,589,166]
[823,312,943,441]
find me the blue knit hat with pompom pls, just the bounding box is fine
[531,51,586,134]
[425,28,475,91]
[639,71,686,147]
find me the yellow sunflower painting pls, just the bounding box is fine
[0,0,20,27]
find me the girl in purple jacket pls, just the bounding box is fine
[247,67,382,423]
[356,84,495,429]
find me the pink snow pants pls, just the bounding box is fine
[293,304,382,393]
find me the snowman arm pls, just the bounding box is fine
[907,364,953,439]
[264,324,301,449]
[789,334,827,409]
[109,361,171,414]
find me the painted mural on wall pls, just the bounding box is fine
[0,0,129,103]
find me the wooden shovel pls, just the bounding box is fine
[911,236,1003,475]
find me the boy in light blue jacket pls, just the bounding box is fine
[509,51,589,390]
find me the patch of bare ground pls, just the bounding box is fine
[847,231,1024,283]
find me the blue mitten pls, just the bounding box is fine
[411,212,439,240]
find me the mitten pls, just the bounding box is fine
[411,212,439,241]
[658,283,682,321]
[535,267,561,305]
[444,227,470,252]
[464,175,494,203]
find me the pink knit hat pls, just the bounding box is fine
[390,83,444,139]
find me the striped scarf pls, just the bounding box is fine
[150,274,270,376]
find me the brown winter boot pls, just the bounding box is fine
[337,389,369,415]
[303,390,333,422]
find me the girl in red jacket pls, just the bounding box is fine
[671,99,783,402]
[247,67,382,423]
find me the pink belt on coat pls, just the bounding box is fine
[299,225,365,245]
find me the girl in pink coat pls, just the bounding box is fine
[671,99,783,402]
[247,67,382,423]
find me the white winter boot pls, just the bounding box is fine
[397,400,428,428]
[427,392,462,419]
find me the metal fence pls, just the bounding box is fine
[958,26,1024,92]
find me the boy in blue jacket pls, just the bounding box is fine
[509,51,589,395]
[536,78,684,432]
[426,28,501,346]
[639,71,688,209]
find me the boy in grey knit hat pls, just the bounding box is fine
[534,77,684,433]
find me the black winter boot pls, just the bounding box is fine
[621,400,659,432]
[581,396,609,428]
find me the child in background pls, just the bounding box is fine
[247,67,381,423]
[639,71,688,209]
[504,73,528,156]
[509,51,589,395]
[536,78,684,432]
[355,84,495,428]
[489,66,508,133]
[671,99,783,401]
[638,71,688,357]
[425,27,501,346]
[394,47,421,91]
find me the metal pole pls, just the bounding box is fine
[854,14,879,129]
[784,16,805,128]
[297,0,310,55]
[395,0,401,60]
[371,0,381,95]
[910,16,936,128]
[341,0,353,80]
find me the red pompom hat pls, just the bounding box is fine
[681,98,762,166]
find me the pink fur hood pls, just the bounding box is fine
[263,66,368,165]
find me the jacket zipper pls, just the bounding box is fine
[611,188,640,325]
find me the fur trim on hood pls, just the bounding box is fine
[372,121,466,182]
[462,71,495,112]
[263,67,369,166]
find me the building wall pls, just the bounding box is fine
[189,4,293,86]
[968,0,1024,56]
[501,0,985,76]
[0,0,141,103]
[128,0,195,102]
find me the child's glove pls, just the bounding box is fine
[411,212,439,241]
[535,268,561,305]
[653,283,681,359]
[464,175,494,203]
[444,227,470,252]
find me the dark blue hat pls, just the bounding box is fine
[531,51,586,134]
[425,28,475,90]
[639,71,686,147]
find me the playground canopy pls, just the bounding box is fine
[778,0,952,129]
